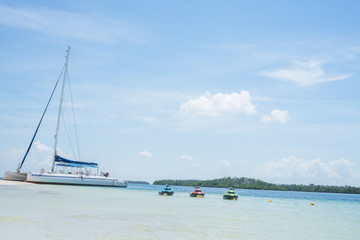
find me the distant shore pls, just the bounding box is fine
[153,177,360,194]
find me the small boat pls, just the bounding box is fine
[190,187,205,198]
[159,184,174,196]
[223,188,238,200]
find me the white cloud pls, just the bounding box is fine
[0,141,73,172]
[260,60,350,86]
[31,142,54,168]
[33,141,52,153]
[220,160,231,167]
[1,148,25,166]
[138,151,152,158]
[261,109,289,124]
[180,91,256,116]
[0,5,142,43]
[180,155,193,160]
[258,156,360,182]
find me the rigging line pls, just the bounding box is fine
[81,92,98,162]
[70,63,98,162]
[60,110,77,161]
[18,65,65,172]
[67,69,81,161]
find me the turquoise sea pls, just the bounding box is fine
[1,182,359,240]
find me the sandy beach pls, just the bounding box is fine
[0,179,33,186]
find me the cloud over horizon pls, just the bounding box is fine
[258,156,360,184]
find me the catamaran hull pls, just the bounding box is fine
[3,172,27,182]
[26,173,127,187]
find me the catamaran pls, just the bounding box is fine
[4,47,127,187]
[26,155,127,187]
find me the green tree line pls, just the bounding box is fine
[153,177,360,194]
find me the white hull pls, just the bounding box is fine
[26,172,127,187]
[3,172,27,182]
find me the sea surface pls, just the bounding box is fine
[1,182,359,240]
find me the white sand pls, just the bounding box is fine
[0,180,33,185]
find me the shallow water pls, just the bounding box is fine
[1,183,359,240]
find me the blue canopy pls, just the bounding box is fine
[55,155,99,168]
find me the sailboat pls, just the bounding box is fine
[4,47,127,187]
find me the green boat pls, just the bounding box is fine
[223,188,238,200]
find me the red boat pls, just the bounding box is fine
[190,187,205,198]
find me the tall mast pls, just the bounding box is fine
[51,46,70,173]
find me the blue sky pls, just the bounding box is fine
[0,0,359,186]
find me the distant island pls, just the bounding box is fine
[153,177,360,194]
[126,180,150,185]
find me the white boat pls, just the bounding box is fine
[27,173,127,187]
[4,47,127,187]
[27,155,127,187]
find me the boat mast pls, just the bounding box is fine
[51,46,70,173]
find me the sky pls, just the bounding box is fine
[0,0,359,186]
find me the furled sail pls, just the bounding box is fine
[55,155,98,168]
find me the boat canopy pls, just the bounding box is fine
[55,155,99,168]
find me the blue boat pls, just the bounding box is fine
[159,184,174,196]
